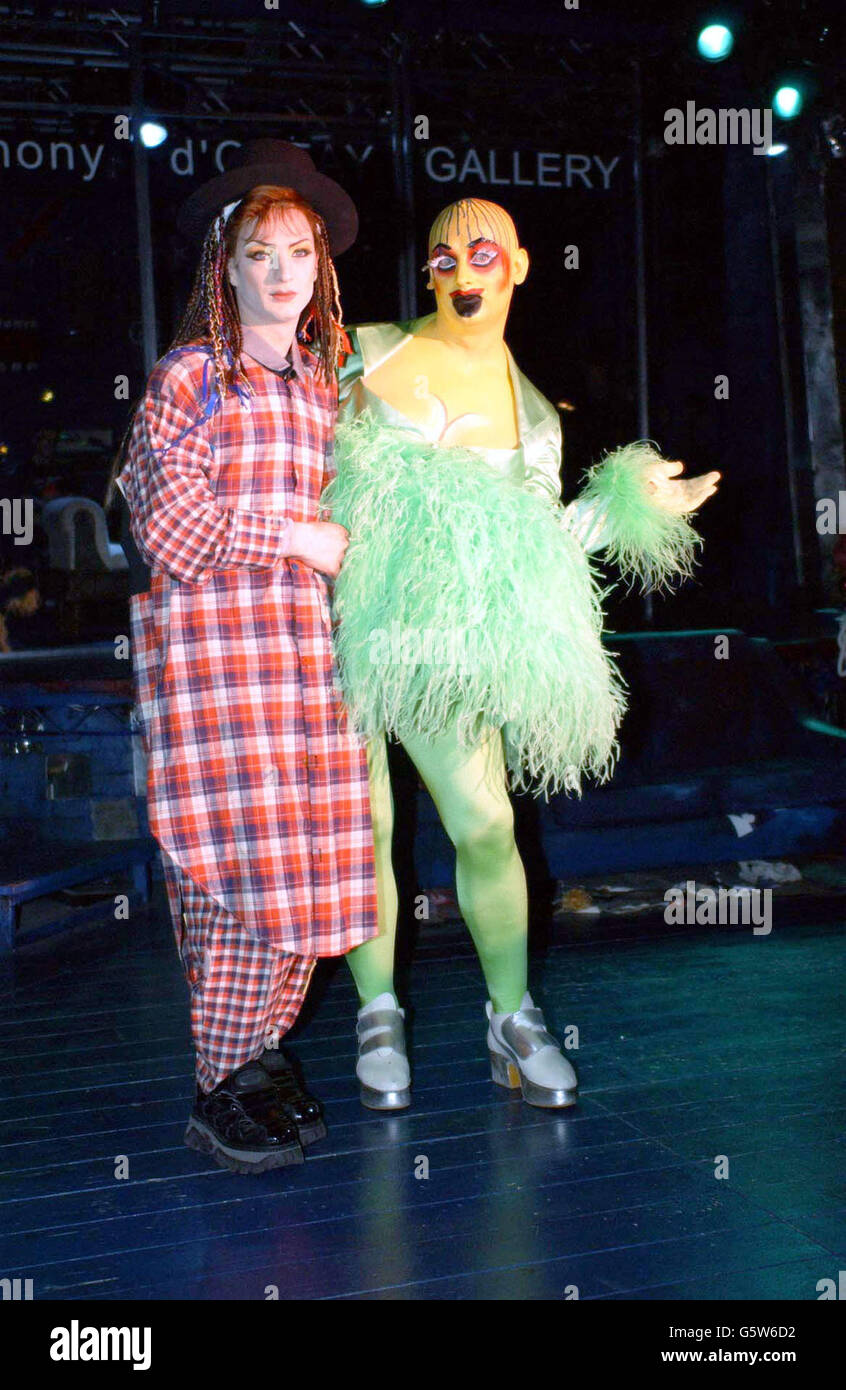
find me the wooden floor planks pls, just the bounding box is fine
[0,887,843,1300]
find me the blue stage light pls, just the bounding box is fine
[774,86,802,119]
[696,23,734,61]
[765,144,788,157]
[140,121,168,148]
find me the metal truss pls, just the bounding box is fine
[0,5,645,144]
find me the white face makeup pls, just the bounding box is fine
[226,206,318,329]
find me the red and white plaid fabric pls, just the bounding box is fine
[161,851,316,1093]
[119,341,378,956]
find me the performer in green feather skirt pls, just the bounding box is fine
[322,198,721,1112]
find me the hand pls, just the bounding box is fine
[643,459,721,514]
[287,520,350,578]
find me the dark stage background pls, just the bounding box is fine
[0,0,844,640]
[3,5,846,1314]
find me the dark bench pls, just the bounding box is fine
[0,833,157,951]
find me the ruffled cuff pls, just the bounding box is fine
[576,441,703,592]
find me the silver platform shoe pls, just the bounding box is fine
[356,992,411,1110]
[486,991,578,1108]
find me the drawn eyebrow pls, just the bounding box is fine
[245,236,312,248]
[431,237,496,253]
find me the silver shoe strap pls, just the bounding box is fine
[357,1010,407,1057]
[500,1008,559,1059]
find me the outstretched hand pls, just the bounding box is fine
[644,459,721,514]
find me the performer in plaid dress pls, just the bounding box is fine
[109,141,377,1173]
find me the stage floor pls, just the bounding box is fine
[1,888,843,1301]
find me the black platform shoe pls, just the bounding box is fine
[258,1046,327,1147]
[184,1061,304,1174]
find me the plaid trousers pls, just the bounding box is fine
[161,851,317,1093]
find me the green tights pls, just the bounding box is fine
[346,720,529,1014]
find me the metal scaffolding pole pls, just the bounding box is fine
[632,59,649,441]
[765,155,807,591]
[792,141,846,600]
[632,57,653,623]
[130,37,158,375]
[389,38,417,321]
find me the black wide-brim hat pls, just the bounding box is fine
[177,137,358,255]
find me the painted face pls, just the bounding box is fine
[226,206,318,329]
[423,199,527,332]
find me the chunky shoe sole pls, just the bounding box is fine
[358,1081,412,1111]
[184,1115,304,1173]
[295,1117,328,1147]
[488,1047,578,1109]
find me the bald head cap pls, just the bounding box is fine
[428,199,519,255]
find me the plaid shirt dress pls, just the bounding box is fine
[118,338,378,957]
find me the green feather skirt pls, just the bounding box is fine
[322,414,696,796]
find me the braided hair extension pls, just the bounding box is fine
[105,185,345,510]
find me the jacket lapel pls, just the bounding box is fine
[352,318,559,465]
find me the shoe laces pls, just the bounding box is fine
[210,1092,269,1143]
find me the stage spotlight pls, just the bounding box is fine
[696,23,734,62]
[140,121,168,148]
[360,0,388,7]
[765,144,789,157]
[40,388,55,403]
[774,86,802,120]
